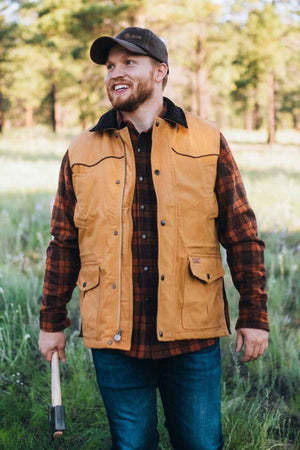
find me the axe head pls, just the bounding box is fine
[48,404,66,442]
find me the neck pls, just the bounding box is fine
[120,95,164,134]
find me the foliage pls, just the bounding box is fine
[0,1,299,135]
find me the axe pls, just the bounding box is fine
[48,351,66,442]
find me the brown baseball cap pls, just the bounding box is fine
[90,27,169,70]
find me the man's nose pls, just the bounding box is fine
[111,64,126,78]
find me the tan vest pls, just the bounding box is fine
[69,112,230,349]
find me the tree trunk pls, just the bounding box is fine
[253,100,261,130]
[292,112,300,130]
[50,83,56,133]
[195,24,207,118]
[267,69,276,144]
[0,90,3,134]
[245,109,253,130]
[25,105,33,128]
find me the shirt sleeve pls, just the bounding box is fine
[40,150,80,332]
[216,133,269,332]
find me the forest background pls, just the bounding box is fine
[0,0,300,138]
[0,0,300,449]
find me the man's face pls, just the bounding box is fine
[105,45,156,112]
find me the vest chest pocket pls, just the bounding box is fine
[72,172,105,227]
[171,147,218,195]
[182,256,225,330]
[77,264,101,338]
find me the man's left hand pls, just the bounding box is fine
[236,328,269,362]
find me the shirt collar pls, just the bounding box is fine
[89,97,188,132]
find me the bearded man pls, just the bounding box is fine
[39,27,269,450]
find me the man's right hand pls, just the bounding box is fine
[38,330,66,362]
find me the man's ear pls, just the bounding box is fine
[155,63,168,83]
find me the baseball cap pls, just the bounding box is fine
[90,27,169,70]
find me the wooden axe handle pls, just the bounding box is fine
[51,351,62,407]
[51,351,63,438]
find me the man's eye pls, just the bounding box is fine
[126,60,134,65]
[106,64,114,70]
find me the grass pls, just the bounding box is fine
[0,127,300,449]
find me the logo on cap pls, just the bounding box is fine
[124,32,142,40]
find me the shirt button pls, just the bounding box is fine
[159,330,163,337]
[112,284,117,289]
[142,233,147,239]
[161,275,165,281]
[107,340,113,345]
[154,169,160,175]
[139,176,144,182]
[161,220,166,226]
[137,148,142,153]
[143,266,148,271]
[140,205,145,211]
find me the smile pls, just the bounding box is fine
[113,84,129,91]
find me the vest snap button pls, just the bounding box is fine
[154,169,160,175]
[207,273,210,280]
[115,180,120,184]
[112,284,117,289]
[159,330,163,337]
[107,340,113,345]
[113,230,118,235]
[83,281,87,288]
[155,121,160,127]
[161,220,166,226]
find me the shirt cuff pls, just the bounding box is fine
[40,310,71,332]
[235,312,269,332]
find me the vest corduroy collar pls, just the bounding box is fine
[89,97,188,132]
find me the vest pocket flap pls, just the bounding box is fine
[188,256,225,284]
[172,146,219,160]
[77,265,100,292]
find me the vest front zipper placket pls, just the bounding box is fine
[113,133,127,343]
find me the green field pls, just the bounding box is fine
[0,128,299,449]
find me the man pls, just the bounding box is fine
[39,27,269,449]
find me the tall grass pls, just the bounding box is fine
[0,128,299,449]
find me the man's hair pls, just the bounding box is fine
[151,58,168,90]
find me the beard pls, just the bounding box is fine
[107,77,155,112]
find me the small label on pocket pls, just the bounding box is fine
[191,257,201,264]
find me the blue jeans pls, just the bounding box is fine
[92,341,223,450]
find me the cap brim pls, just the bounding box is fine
[90,36,149,65]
